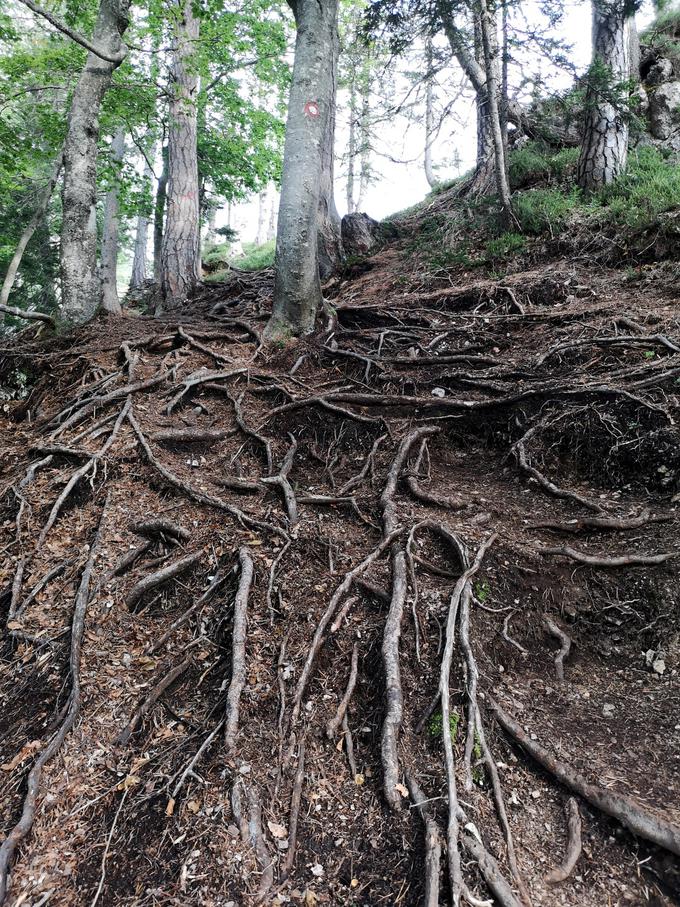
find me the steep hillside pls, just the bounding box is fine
[0,211,679,906]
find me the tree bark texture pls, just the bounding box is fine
[346,73,357,213]
[130,158,153,289]
[577,0,630,191]
[356,62,371,210]
[160,0,200,311]
[100,126,125,314]
[317,17,343,282]
[424,40,437,188]
[60,0,130,324]
[266,0,338,338]
[153,145,168,283]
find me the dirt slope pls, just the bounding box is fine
[0,230,679,907]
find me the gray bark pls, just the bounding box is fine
[256,190,267,245]
[153,145,168,283]
[160,0,200,311]
[130,158,153,289]
[628,13,640,82]
[424,40,437,188]
[267,188,277,241]
[265,0,339,339]
[356,66,371,210]
[100,126,126,314]
[0,149,63,322]
[60,0,130,323]
[477,0,513,225]
[346,74,357,213]
[577,0,630,191]
[317,18,343,282]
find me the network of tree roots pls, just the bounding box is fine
[0,237,679,906]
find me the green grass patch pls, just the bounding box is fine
[596,147,680,227]
[513,188,582,234]
[429,710,460,742]
[234,239,276,271]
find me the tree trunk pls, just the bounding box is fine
[356,61,371,211]
[153,145,168,283]
[256,191,267,245]
[346,74,357,213]
[100,126,125,314]
[477,0,513,226]
[0,148,63,323]
[267,188,277,241]
[265,0,338,339]
[60,0,130,323]
[577,0,630,191]
[317,17,343,282]
[628,12,640,82]
[160,0,200,311]
[131,158,153,289]
[424,40,437,189]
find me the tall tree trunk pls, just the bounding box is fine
[60,0,130,323]
[100,126,125,314]
[0,148,63,323]
[346,74,357,214]
[265,0,338,338]
[424,39,437,189]
[160,0,200,311]
[628,14,640,82]
[577,0,630,191]
[256,191,267,245]
[317,18,343,282]
[267,188,277,241]
[153,145,168,283]
[130,159,153,290]
[477,0,513,226]
[356,61,371,210]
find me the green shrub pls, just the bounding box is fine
[235,239,276,271]
[513,188,581,234]
[508,144,551,188]
[548,147,579,179]
[485,232,526,260]
[597,147,680,227]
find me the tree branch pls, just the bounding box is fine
[18,0,127,65]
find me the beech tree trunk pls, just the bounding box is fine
[265,0,339,339]
[477,0,513,225]
[267,188,277,241]
[346,75,357,213]
[100,126,125,314]
[131,159,153,289]
[60,0,130,323]
[356,67,371,211]
[153,145,168,283]
[317,18,343,282]
[160,0,200,311]
[424,40,437,189]
[256,191,267,245]
[577,0,630,191]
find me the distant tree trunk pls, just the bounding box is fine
[346,74,357,213]
[153,145,168,283]
[265,0,339,339]
[0,148,63,323]
[267,188,277,241]
[317,20,343,282]
[160,0,200,311]
[577,0,630,191]
[424,39,437,189]
[60,0,130,323]
[256,190,267,245]
[628,14,640,82]
[356,63,371,210]
[477,0,513,226]
[130,160,152,290]
[100,126,125,314]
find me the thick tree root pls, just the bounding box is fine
[224,547,254,752]
[406,775,442,907]
[261,435,298,526]
[539,546,674,567]
[543,615,572,681]
[489,699,680,857]
[545,798,582,884]
[126,550,203,611]
[326,642,359,739]
[114,656,193,746]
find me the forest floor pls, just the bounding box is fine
[0,206,679,907]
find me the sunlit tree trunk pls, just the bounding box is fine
[130,159,153,289]
[265,0,339,338]
[346,74,357,213]
[424,39,437,188]
[577,0,630,191]
[256,190,267,245]
[356,61,371,210]
[60,0,130,323]
[100,126,125,313]
[267,188,277,241]
[160,0,200,310]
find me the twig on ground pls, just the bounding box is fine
[282,743,305,879]
[233,391,273,474]
[146,569,233,655]
[502,610,528,657]
[342,713,358,778]
[115,657,192,746]
[406,776,442,907]
[326,642,359,739]
[89,787,128,907]
[543,615,572,681]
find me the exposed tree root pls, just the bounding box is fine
[0,503,106,905]
[406,775,442,907]
[514,439,603,514]
[224,547,254,752]
[165,367,246,414]
[281,743,305,879]
[545,798,582,884]
[326,642,359,739]
[539,546,674,567]
[133,518,191,543]
[502,610,528,657]
[261,434,299,526]
[114,656,193,746]
[530,509,660,534]
[543,615,572,681]
[489,699,680,857]
[147,568,232,655]
[233,391,273,475]
[126,549,203,611]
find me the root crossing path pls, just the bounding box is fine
[0,244,679,906]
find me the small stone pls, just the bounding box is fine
[602,703,615,717]
[431,387,446,397]
[652,658,666,676]
[531,790,541,799]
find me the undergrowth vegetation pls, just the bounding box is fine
[203,239,276,282]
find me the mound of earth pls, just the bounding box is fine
[0,231,679,907]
